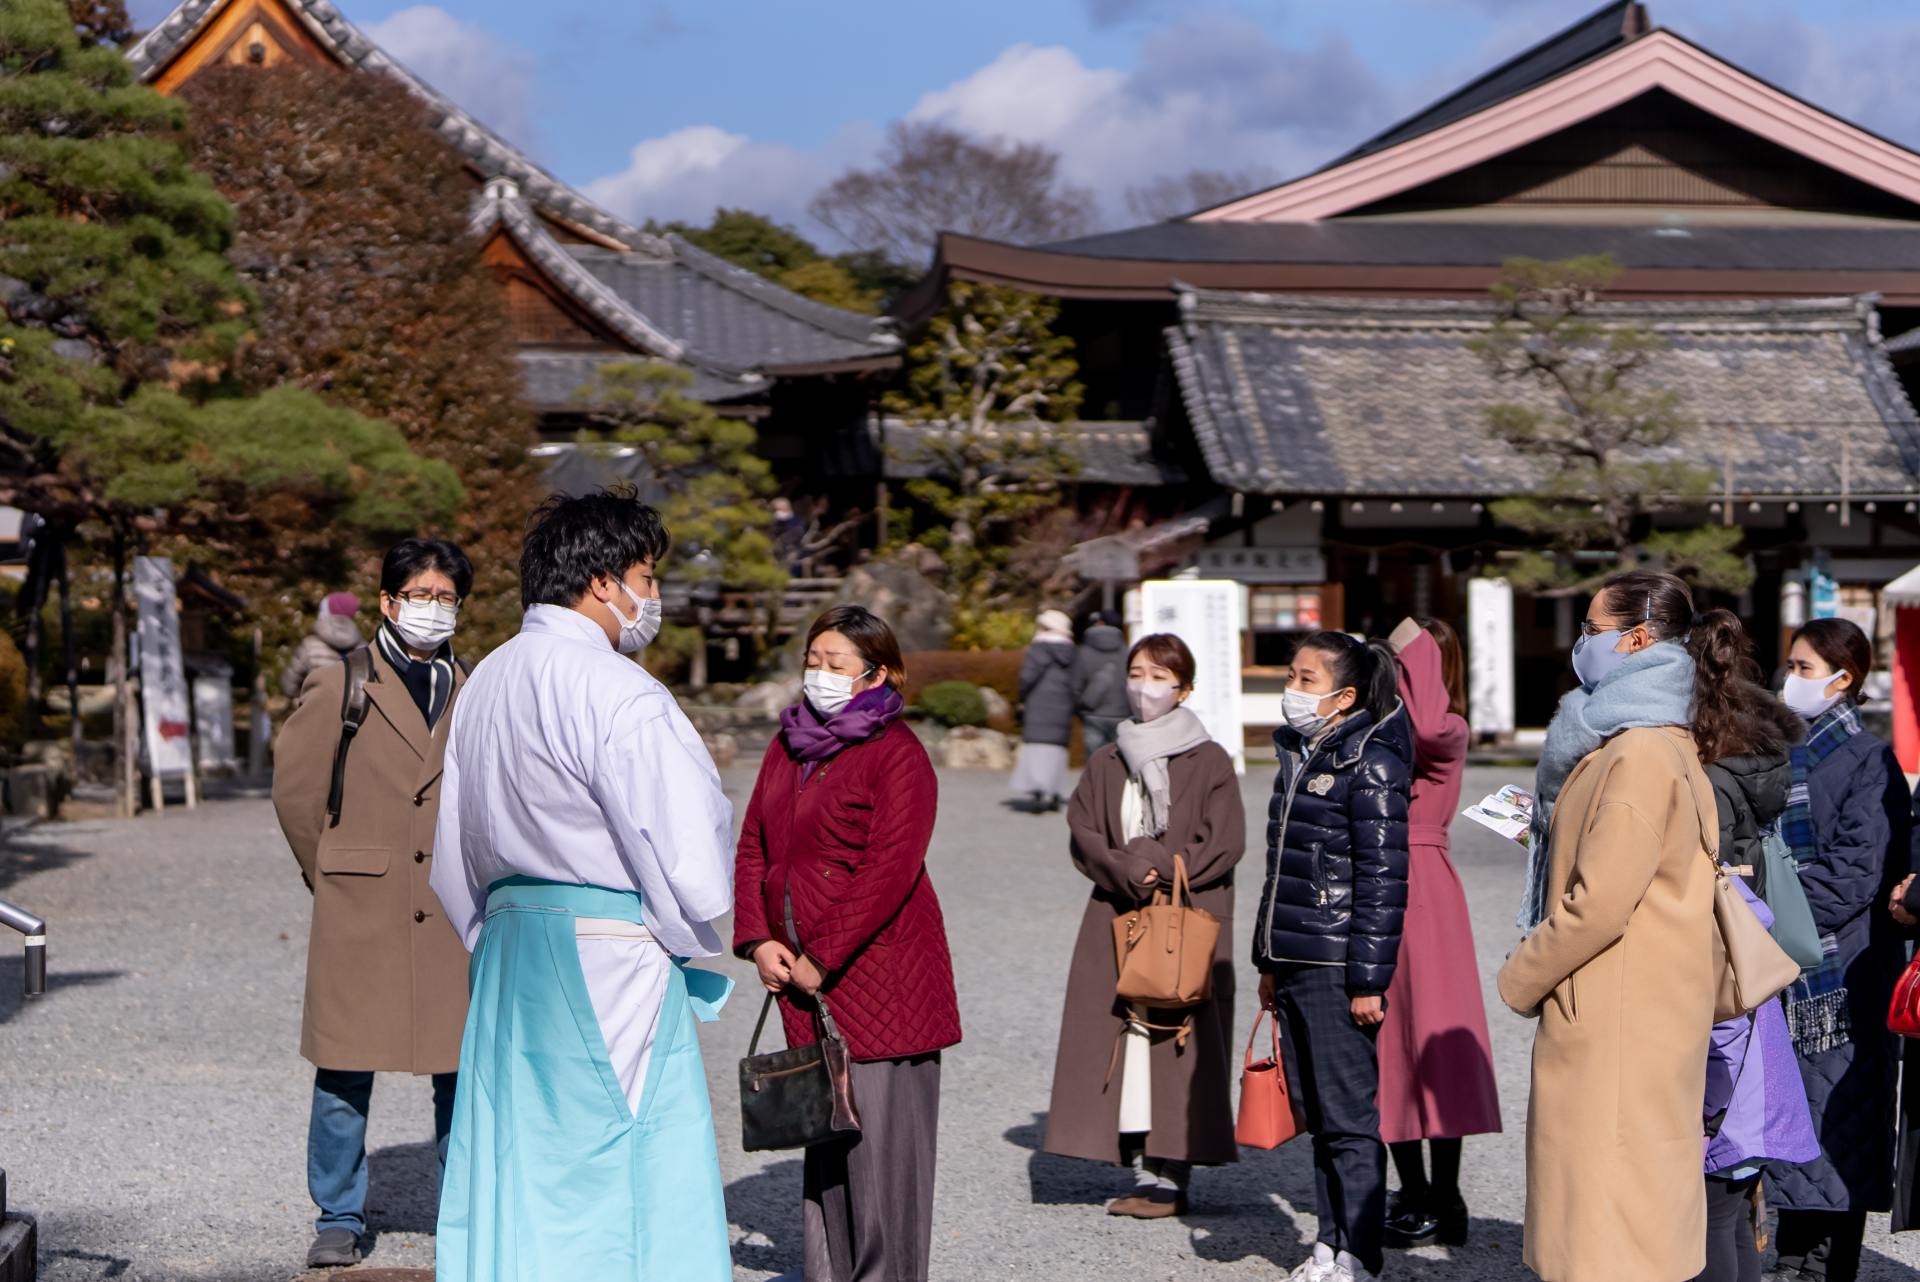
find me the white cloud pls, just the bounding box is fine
[582,18,1405,239]
[583,124,876,233]
[366,6,538,151]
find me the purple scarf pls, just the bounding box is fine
[779,683,905,775]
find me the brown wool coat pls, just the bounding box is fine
[1496,726,1718,1282]
[1045,740,1246,1166]
[272,649,470,1074]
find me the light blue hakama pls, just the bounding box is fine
[436,878,734,1282]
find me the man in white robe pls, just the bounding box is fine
[429,490,735,1281]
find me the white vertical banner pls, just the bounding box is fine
[1138,579,1246,774]
[1468,576,1515,739]
[134,556,194,780]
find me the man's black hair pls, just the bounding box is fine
[381,538,473,599]
[519,487,672,611]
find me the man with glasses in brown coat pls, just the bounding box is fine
[271,538,474,1269]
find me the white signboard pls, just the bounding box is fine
[1468,576,1515,739]
[193,674,238,774]
[134,556,194,780]
[1138,579,1246,773]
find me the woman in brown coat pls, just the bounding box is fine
[1496,570,1745,1282]
[1044,633,1246,1218]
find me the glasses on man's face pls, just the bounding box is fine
[394,590,461,609]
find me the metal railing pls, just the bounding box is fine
[0,900,45,998]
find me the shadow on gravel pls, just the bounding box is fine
[0,959,121,1025]
[0,826,94,893]
[43,1246,134,1278]
[365,1140,441,1241]
[725,1158,804,1276]
[1005,1112,1125,1207]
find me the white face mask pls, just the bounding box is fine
[1282,685,1346,736]
[389,598,457,651]
[804,667,871,717]
[1782,671,1846,720]
[605,581,662,655]
[1127,680,1180,723]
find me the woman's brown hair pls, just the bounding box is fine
[1791,617,1872,706]
[1596,570,1798,766]
[806,605,907,692]
[1128,633,1196,689]
[1418,617,1468,719]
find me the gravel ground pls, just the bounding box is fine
[4,765,1920,1281]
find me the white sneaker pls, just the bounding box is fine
[1331,1249,1380,1281]
[1287,1243,1337,1281]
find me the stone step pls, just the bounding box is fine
[0,1212,36,1282]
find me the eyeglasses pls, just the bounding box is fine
[393,590,461,609]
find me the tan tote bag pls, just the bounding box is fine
[1679,751,1801,1022]
[1113,854,1220,1009]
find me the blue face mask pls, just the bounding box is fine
[1572,629,1633,689]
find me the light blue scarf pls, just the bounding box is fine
[1518,641,1696,930]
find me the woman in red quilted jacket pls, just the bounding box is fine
[734,605,961,1282]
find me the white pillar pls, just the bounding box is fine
[1469,577,1516,740]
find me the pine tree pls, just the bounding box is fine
[1470,255,1752,593]
[0,0,459,809]
[181,59,543,653]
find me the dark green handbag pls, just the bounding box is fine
[738,992,861,1152]
[1759,823,1823,972]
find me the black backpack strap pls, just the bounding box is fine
[324,646,376,828]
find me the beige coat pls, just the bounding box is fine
[1044,741,1246,1166]
[1497,726,1718,1282]
[272,648,470,1074]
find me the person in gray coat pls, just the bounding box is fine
[1077,613,1130,756]
[1011,609,1081,813]
[280,593,365,698]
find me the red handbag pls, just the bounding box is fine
[1889,954,1920,1039]
[1235,1008,1303,1149]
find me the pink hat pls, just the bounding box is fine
[322,592,361,617]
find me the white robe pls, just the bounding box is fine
[430,604,734,1108]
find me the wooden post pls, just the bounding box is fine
[247,624,269,781]
[57,535,78,763]
[111,533,136,818]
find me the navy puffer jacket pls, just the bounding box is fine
[1253,703,1413,995]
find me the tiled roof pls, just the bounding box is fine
[568,239,899,374]
[1329,1,1641,167]
[878,419,1185,488]
[1168,289,1920,498]
[518,352,761,411]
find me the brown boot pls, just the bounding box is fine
[1106,1189,1189,1219]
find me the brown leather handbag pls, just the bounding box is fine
[1113,853,1220,1009]
[738,991,861,1152]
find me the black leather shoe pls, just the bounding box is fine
[1384,1194,1467,1249]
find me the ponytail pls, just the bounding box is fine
[1597,570,1793,766]
[1295,631,1403,724]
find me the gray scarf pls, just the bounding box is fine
[1115,706,1212,838]
[1519,641,1696,930]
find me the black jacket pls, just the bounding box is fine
[1075,625,1130,722]
[1254,703,1413,995]
[1707,750,1792,898]
[1019,641,1081,746]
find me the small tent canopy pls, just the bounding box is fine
[1881,562,1920,772]
[1884,563,1920,609]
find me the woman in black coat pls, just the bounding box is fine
[1254,631,1411,1282]
[1011,609,1081,812]
[1766,619,1913,1282]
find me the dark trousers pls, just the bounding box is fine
[803,1053,941,1282]
[1693,1175,1760,1282]
[1773,1208,1867,1282]
[308,1067,457,1236]
[1273,964,1386,1276]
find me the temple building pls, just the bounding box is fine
[129,0,901,519]
[902,0,1920,729]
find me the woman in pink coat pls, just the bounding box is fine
[1377,617,1502,1249]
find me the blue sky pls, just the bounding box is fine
[132,0,1920,240]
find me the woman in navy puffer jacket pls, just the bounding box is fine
[1255,630,1412,1282]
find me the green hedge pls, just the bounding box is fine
[916,680,989,728]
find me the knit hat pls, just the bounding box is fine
[321,592,361,618]
[1035,609,1073,638]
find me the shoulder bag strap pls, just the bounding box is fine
[747,991,776,1057]
[324,647,375,828]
